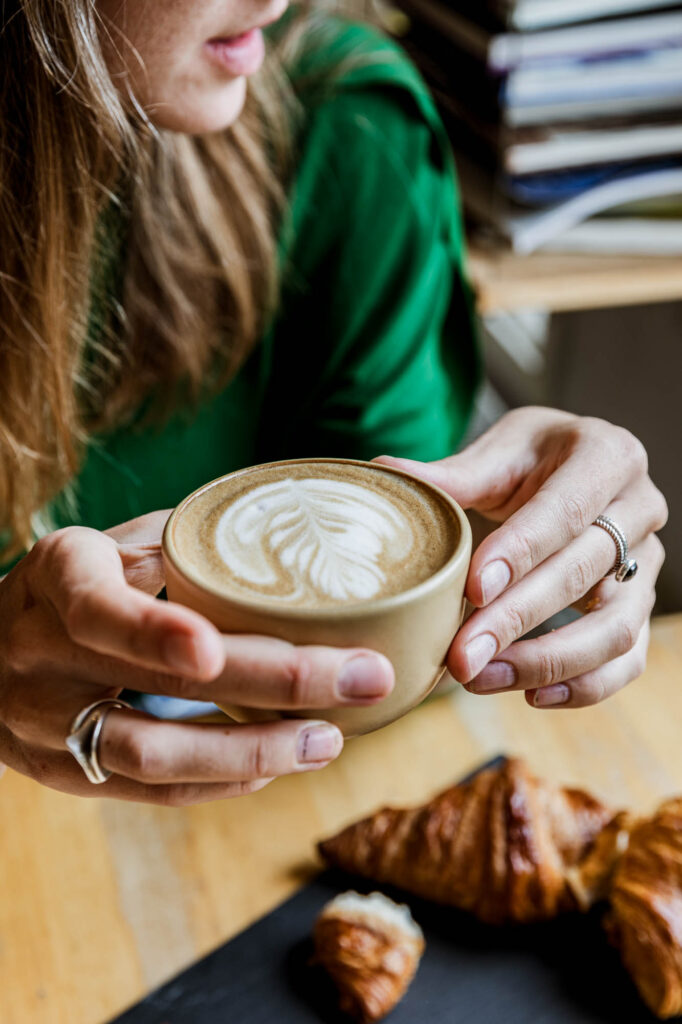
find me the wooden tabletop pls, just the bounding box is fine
[467,245,682,315]
[2,613,682,1024]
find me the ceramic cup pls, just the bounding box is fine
[162,458,472,736]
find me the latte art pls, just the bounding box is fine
[171,461,459,609]
[215,477,414,604]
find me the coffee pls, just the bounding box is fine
[172,461,458,609]
[163,459,472,736]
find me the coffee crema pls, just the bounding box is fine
[171,462,459,609]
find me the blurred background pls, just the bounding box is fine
[378,0,682,612]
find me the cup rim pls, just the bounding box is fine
[162,458,472,621]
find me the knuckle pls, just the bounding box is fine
[229,780,262,798]
[613,426,648,473]
[501,601,530,643]
[245,736,272,780]
[577,676,607,708]
[564,554,598,599]
[613,616,639,657]
[63,589,95,644]
[559,492,592,536]
[158,781,257,807]
[3,622,34,674]
[506,529,539,578]
[1,688,32,739]
[281,652,314,707]
[651,491,669,533]
[37,528,80,571]
[117,728,166,782]
[157,785,194,808]
[536,647,567,688]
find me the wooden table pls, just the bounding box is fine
[468,245,682,315]
[2,614,682,1024]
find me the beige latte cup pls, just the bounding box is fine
[162,458,472,736]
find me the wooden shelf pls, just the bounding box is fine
[468,244,682,316]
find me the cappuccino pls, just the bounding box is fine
[172,461,458,609]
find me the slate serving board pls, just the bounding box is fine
[110,757,659,1024]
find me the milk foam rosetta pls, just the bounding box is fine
[173,463,458,609]
[215,477,414,604]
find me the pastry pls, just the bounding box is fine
[608,798,682,1019]
[566,810,635,910]
[319,758,623,924]
[313,890,425,1023]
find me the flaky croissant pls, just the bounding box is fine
[313,891,424,1023]
[607,798,682,1020]
[319,758,627,925]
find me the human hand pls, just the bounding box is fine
[0,512,393,803]
[379,407,667,709]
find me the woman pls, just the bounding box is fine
[0,1,667,804]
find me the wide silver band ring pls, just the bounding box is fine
[593,515,638,583]
[65,698,133,785]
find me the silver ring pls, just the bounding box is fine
[593,515,638,583]
[65,698,133,785]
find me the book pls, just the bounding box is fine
[539,218,682,252]
[505,49,682,109]
[507,92,682,128]
[456,155,682,251]
[504,120,682,175]
[402,0,682,72]
[401,14,682,126]
[465,0,682,32]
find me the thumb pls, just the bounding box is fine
[375,446,516,513]
[106,510,173,595]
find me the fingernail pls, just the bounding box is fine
[469,661,517,694]
[163,632,203,675]
[480,560,511,605]
[534,684,571,708]
[297,725,343,764]
[463,633,498,680]
[338,655,393,701]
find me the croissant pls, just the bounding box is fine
[319,758,625,925]
[313,891,425,1023]
[607,798,682,1020]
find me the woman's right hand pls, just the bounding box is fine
[0,513,394,804]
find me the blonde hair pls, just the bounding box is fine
[0,0,384,559]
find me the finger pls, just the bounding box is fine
[526,620,650,710]
[106,510,173,545]
[375,418,549,512]
[99,711,344,783]
[451,494,663,683]
[463,536,662,696]
[464,439,653,608]
[378,425,655,610]
[0,731,275,805]
[2,630,392,752]
[108,510,172,595]
[30,528,225,679]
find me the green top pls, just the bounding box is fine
[45,20,480,540]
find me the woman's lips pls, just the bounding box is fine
[205,28,266,77]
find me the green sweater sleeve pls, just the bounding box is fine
[256,37,480,464]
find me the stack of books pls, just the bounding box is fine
[398,0,682,253]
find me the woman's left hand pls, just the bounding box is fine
[379,407,668,709]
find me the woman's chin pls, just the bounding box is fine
[148,76,248,134]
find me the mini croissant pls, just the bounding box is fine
[608,798,682,1020]
[313,891,425,1023]
[319,758,625,925]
